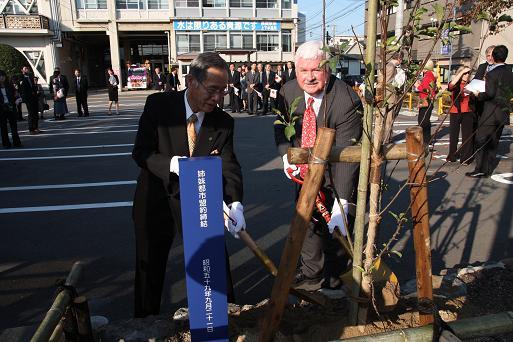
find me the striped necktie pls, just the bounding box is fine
[300,97,316,178]
[187,113,198,156]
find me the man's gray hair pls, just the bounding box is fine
[189,52,228,82]
[294,40,327,65]
[485,45,496,54]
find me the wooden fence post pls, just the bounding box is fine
[258,128,335,341]
[406,126,434,325]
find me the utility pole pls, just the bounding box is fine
[448,2,456,75]
[322,0,326,45]
[395,0,404,42]
[332,24,336,40]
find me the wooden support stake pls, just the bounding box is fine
[73,296,94,342]
[288,143,407,164]
[258,128,335,342]
[406,126,434,325]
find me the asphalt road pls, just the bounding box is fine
[0,90,512,333]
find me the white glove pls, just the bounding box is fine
[327,198,349,236]
[225,201,246,238]
[282,154,299,180]
[169,156,187,176]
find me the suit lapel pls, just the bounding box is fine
[193,111,217,156]
[317,76,336,128]
[167,91,189,156]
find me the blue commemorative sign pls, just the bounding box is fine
[174,20,281,31]
[179,157,228,342]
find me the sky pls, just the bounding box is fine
[297,0,365,41]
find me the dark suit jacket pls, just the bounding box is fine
[284,69,296,83]
[477,64,513,126]
[0,83,16,113]
[474,62,489,81]
[153,73,166,90]
[19,75,37,103]
[262,71,276,90]
[132,90,243,231]
[274,75,362,202]
[73,76,89,96]
[228,70,241,91]
[49,74,69,97]
[246,71,259,94]
[166,73,181,91]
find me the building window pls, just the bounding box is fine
[281,0,291,9]
[175,0,199,7]
[77,0,107,8]
[229,0,251,7]
[256,0,277,8]
[230,33,253,49]
[3,0,39,13]
[202,0,226,7]
[204,34,227,52]
[116,0,145,9]
[138,44,169,56]
[282,30,291,52]
[256,33,279,51]
[147,0,168,9]
[177,34,201,54]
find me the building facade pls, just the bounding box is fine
[0,0,300,87]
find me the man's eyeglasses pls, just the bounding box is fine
[198,81,228,97]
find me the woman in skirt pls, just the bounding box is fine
[107,68,120,115]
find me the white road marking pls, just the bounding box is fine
[0,152,131,161]
[19,124,138,133]
[491,173,513,185]
[19,129,137,137]
[0,144,133,152]
[0,201,133,214]
[0,180,136,191]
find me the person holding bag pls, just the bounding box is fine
[107,68,120,115]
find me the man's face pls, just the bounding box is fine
[287,62,293,69]
[54,68,60,76]
[155,68,160,74]
[0,75,5,82]
[22,67,29,74]
[75,70,80,77]
[237,67,242,73]
[277,65,282,71]
[265,64,271,72]
[296,57,328,96]
[188,67,228,113]
[486,49,494,64]
[251,64,256,71]
[257,64,263,72]
[229,64,235,71]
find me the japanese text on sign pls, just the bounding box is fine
[198,170,208,228]
[174,20,280,31]
[203,258,214,332]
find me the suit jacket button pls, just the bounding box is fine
[208,137,213,141]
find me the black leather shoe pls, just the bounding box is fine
[465,171,490,178]
[292,271,323,291]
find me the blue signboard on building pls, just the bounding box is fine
[179,157,228,342]
[174,20,280,31]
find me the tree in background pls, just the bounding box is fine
[0,44,27,76]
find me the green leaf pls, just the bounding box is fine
[389,211,399,221]
[272,108,281,115]
[353,265,365,273]
[329,56,338,72]
[289,96,302,116]
[415,7,428,19]
[386,35,397,45]
[498,14,513,23]
[476,12,490,22]
[284,125,296,141]
[433,3,444,22]
[391,250,403,258]
[273,120,285,126]
[451,24,472,33]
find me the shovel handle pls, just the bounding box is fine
[238,230,278,276]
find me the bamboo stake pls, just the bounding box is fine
[349,0,379,326]
[72,296,94,342]
[31,262,83,342]
[258,128,335,342]
[406,126,434,325]
[287,143,407,164]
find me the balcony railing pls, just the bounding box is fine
[0,14,50,30]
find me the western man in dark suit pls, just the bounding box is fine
[261,64,276,115]
[73,68,89,117]
[153,67,166,91]
[246,63,259,115]
[466,45,513,178]
[228,63,241,113]
[19,66,40,134]
[275,40,362,290]
[474,45,495,81]
[132,52,245,318]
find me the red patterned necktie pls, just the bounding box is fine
[300,97,316,178]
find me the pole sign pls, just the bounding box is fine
[179,157,228,342]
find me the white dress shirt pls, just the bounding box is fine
[303,92,324,117]
[184,90,204,134]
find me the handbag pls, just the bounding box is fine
[56,88,65,99]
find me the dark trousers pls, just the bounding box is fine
[16,102,23,121]
[448,112,475,162]
[76,93,89,116]
[1,107,21,147]
[418,104,433,147]
[248,91,258,115]
[26,100,39,132]
[229,90,239,113]
[474,124,504,175]
[134,199,235,318]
